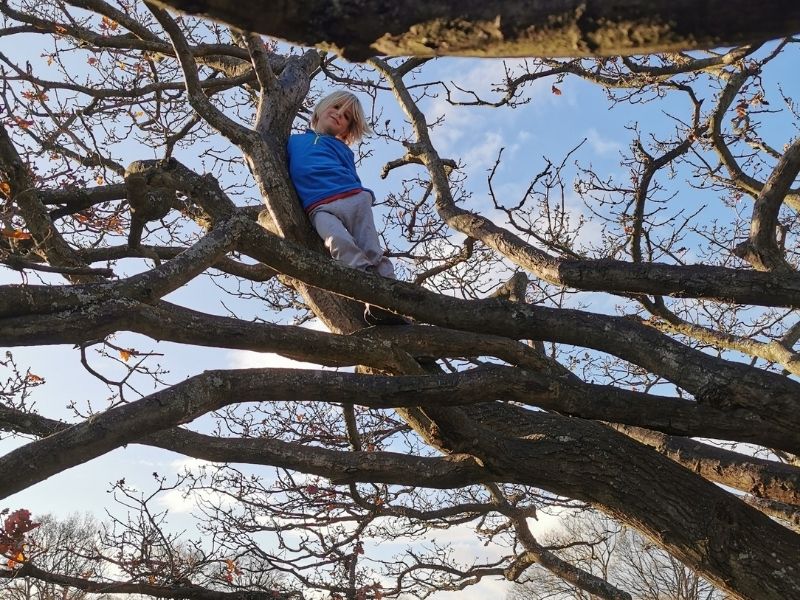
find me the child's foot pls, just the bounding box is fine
[363,304,410,326]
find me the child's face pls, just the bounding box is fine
[315,102,352,140]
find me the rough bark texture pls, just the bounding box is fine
[151,0,800,60]
[3,3,800,600]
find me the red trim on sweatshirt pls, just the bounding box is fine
[305,188,363,214]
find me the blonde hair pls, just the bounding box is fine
[311,90,371,144]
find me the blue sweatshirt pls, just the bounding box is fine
[287,130,370,212]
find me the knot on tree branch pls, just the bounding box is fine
[125,159,181,249]
[401,140,426,157]
[733,238,793,274]
[489,272,529,303]
[125,158,232,240]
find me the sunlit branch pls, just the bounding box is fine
[149,0,800,60]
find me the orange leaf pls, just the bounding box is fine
[21,90,48,102]
[0,181,10,198]
[101,16,119,31]
[107,215,123,233]
[95,176,104,185]
[26,373,44,383]
[551,85,562,96]
[1,229,32,240]
[119,350,132,362]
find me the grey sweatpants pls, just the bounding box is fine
[309,190,395,278]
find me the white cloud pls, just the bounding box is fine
[528,511,567,537]
[229,350,323,370]
[157,486,232,514]
[157,488,197,513]
[423,58,579,171]
[573,212,606,250]
[426,94,474,152]
[484,179,529,209]
[586,127,623,157]
[226,319,335,371]
[169,456,213,472]
[425,59,529,154]
[463,131,504,171]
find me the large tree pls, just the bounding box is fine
[0,1,799,600]
[3,513,109,600]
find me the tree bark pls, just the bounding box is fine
[151,0,800,60]
[421,403,800,600]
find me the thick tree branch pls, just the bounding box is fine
[150,0,800,60]
[0,561,297,600]
[0,396,491,491]
[0,124,94,282]
[613,425,800,506]
[235,222,800,453]
[43,183,127,220]
[644,302,800,376]
[418,404,800,600]
[2,300,794,451]
[734,137,800,271]
[372,60,800,309]
[0,214,246,318]
[744,496,800,531]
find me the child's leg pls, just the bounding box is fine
[315,194,407,326]
[346,191,396,279]
[310,207,374,271]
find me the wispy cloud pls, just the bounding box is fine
[586,127,623,157]
[226,319,335,370]
[463,131,504,171]
[157,487,231,514]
